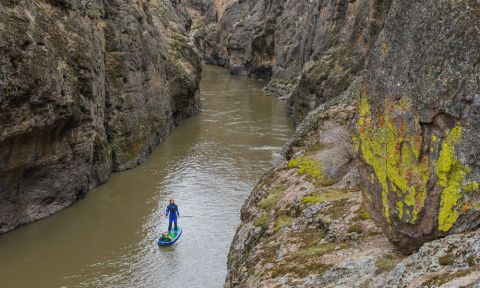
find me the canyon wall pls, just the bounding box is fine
[193,0,391,123]
[191,0,480,286]
[0,0,201,233]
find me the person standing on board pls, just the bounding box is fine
[165,199,180,234]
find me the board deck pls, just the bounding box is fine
[158,227,182,246]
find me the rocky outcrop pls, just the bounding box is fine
[222,0,480,285]
[0,0,201,233]
[356,0,480,252]
[225,88,390,287]
[226,84,480,287]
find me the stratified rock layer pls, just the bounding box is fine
[0,0,201,233]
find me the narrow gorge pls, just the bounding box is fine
[0,0,201,233]
[187,0,480,286]
[1,0,479,287]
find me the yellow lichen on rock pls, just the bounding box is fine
[287,156,334,186]
[436,125,469,232]
[357,87,429,224]
[358,88,475,232]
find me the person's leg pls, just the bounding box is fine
[174,218,178,233]
[168,218,172,233]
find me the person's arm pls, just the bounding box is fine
[165,206,169,217]
[176,206,180,217]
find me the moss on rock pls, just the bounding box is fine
[259,186,286,210]
[254,213,272,227]
[375,254,401,272]
[302,189,350,205]
[274,215,293,232]
[288,156,334,187]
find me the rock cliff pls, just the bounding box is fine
[191,0,391,123]
[187,0,480,286]
[225,91,480,287]
[0,0,201,233]
[357,0,480,252]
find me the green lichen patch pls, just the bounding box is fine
[357,90,429,224]
[274,215,293,232]
[375,254,401,272]
[302,189,350,205]
[110,136,127,156]
[288,157,335,187]
[259,186,287,210]
[354,206,371,221]
[357,87,473,231]
[347,224,364,234]
[254,213,273,227]
[295,228,324,248]
[269,242,338,278]
[323,198,351,220]
[110,133,148,164]
[436,125,470,232]
[295,242,340,258]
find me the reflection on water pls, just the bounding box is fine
[0,65,294,288]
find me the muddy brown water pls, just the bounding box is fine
[0,65,294,288]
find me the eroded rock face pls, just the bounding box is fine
[0,0,201,233]
[383,230,480,287]
[225,87,480,287]
[193,0,390,124]
[221,0,480,284]
[225,96,401,287]
[356,0,480,252]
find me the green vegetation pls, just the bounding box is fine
[274,215,293,232]
[302,189,350,205]
[270,240,338,278]
[110,134,147,162]
[288,157,335,186]
[375,254,401,272]
[323,198,350,220]
[347,224,363,234]
[105,4,120,16]
[106,51,127,80]
[296,228,324,248]
[259,186,286,210]
[355,206,371,220]
[296,242,339,258]
[254,214,272,227]
[110,136,127,156]
[288,157,322,178]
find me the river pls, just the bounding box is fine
[0,65,294,288]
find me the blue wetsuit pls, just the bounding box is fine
[166,203,179,233]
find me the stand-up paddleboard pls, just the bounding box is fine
[158,227,182,246]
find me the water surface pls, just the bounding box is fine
[0,65,294,288]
